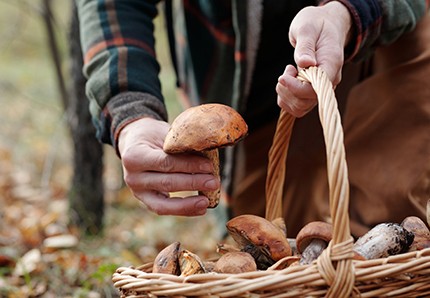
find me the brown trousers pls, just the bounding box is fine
[230,13,430,237]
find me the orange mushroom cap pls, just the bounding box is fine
[163,103,248,153]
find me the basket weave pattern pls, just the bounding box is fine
[112,67,430,297]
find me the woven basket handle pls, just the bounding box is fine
[265,66,355,296]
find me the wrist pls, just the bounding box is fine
[322,1,353,47]
[117,116,156,156]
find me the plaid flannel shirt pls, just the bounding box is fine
[76,0,427,149]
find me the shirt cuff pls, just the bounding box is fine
[98,91,168,152]
[319,0,382,61]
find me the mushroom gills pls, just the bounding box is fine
[242,243,275,270]
[179,249,206,276]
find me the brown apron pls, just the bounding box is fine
[230,13,430,238]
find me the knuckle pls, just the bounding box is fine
[158,155,174,172]
[190,177,199,191]
[121,152,134,170]
[148,203,170,216]
[138,192,169,215]
[159,177,173,191]
[123,172,138,188]
[121,147,141,171]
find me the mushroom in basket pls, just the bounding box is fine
[295,221,332,265]
[213,251,257,274]
[226,214,292,270]
[163,103,248,208]
[401,216,430,251]
[152,241,181,275]
[353,222,414,260]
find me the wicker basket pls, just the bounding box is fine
[112,67,430,297]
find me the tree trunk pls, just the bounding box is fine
[67,1,105,234]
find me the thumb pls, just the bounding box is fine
[290,30,317,69]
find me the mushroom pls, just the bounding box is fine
[295,221,333,265]
[213,251,257,274]
[401,216,430,251]
[179,249,206,276]
[152,241,181,275]
[271,217,287,237]
[163,103,248,208]
[353,222,414,260]
[216,242,241,255]
[267,255,300,270]
[226,214,292,270]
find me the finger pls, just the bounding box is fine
[292,28,318,69]
[316,49,344,86]
[278,64,298,84]
[136,190,209,216]
[277,66,316,102]
[123,147,214,174]
[276,66,317,117]
[276,91,316,118]
[124,171,220,193]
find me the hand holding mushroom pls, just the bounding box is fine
[163,103,248,208]
[118,104,247,216]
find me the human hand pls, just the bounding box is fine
[117,117,220,216]
[277,1,352,117]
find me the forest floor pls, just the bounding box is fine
[0,147,224,297]
[0,1,224,297]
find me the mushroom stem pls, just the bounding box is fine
[242,243,275,270]
[198,148,220,208]
[287,238,298,256]
[353,223,414,260]
[295,221,332,265]
[299,238,328,265]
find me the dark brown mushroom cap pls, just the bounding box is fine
[163,103,248,153]
[152,241,181,275]
[226,214,292,262]
[296,221,333,254]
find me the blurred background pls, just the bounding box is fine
[0,1,220,297]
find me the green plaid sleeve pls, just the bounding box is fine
[320,0,428,61]
[76,0,168,147]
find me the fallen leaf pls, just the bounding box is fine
[14,248,42,276]
[43,234,79,250]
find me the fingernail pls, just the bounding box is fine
[204,178,219,189]
[195,199,209,210]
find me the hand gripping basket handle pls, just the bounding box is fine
[265,66,355,297]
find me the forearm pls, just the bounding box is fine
[75,0,168,146]
[320,0,428,61]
